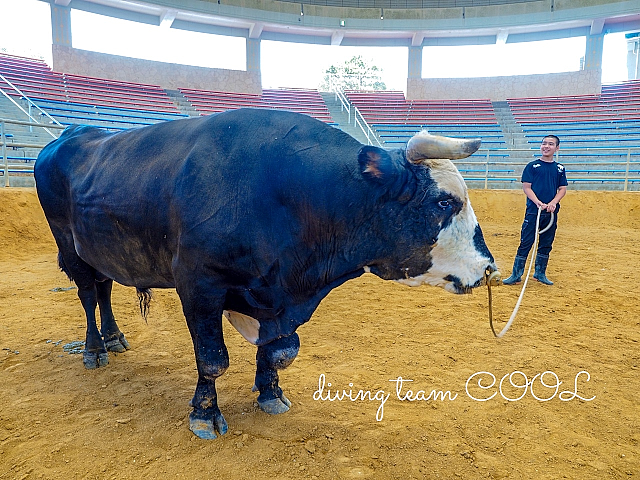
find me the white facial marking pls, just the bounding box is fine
[396,159,489,292]
[224,310,260,345]
[419,158,467,200]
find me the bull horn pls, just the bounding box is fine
[406,130,481,162]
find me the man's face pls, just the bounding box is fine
[540,137,559,158]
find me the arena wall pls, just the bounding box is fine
[51,44,601,100]
[52,45,262,94]
[407,69,602,100]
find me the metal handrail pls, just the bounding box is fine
[329,80,382,147]
[0,73,61,139]
[2,116,640,191]
[352,104,382,148]
[0,117,66,131]
[452,146,640,192]
[333,89,351,121]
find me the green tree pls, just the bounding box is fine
[320,55,387,91]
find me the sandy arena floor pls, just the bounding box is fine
[0,187,638,479]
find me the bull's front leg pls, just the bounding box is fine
[254,332,300,414]
[187,316,229,439]
[177,280,229,440]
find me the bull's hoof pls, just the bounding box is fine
[258,394,291,415]
[104,334,130,353]
[189,412,228,440]
[83,351,109,369]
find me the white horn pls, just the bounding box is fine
[406,130,481,162]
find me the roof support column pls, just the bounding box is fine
[408,45,422,78]
[246,37,261,75]
[626,33,640,80]
[50,3,72,47]
[584,32,604,71]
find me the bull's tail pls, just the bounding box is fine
[136,288,153,322]
[57,250,74,281]
[58,249,152,321]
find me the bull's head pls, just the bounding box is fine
[360,130,496,294]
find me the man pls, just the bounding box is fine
[502,135,568,286]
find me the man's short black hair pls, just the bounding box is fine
[543,135,560,147]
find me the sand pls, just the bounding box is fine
[0,187,638,479]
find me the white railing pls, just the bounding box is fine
[2,118,640,191]
[0,74,61,139]
[1,118,65,187]
[352,104,382,147]
[329,83,382,147]
[452,147,640,192]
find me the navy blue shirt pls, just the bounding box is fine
[521,159,568,214]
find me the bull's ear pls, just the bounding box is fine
[358,146,399,183]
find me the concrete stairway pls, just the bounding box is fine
[492,101,533,164]
[165,89,200,117]
[320,91,375,145]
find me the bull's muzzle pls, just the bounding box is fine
[485,268,502,287]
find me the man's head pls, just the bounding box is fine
[543,135,560,147]
[540,135,560,160]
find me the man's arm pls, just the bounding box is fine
[523,182,566,213]
[522,182,542,207]
[547,186,567,213]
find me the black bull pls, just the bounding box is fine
[35,108,496,439]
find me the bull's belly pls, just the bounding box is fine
[69,200,176,287]
[74,237,175,288]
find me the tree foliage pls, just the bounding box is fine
[320,55,386,91]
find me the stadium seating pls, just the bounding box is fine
[179,87,334,123]
[1,53,334,136]
[344,89,507,157]
[341,90,514,186]
[508,83,640,148]
[506,84,640,186]
[346,90,498,125]
[0,53,186,130]
[1,52,639,189]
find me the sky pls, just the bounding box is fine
[0,0,631,92]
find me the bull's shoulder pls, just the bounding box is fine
[35,125,112,181]
[59,124,109,142]
[39,124,110,159]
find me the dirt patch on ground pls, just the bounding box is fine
[0,188,638,479]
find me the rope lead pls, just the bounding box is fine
[488,207,554,338]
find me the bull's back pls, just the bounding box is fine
[35,110,363,287]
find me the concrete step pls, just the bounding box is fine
[492,101,528,149]
[165,89,200,117]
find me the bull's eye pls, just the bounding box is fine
[437,199,452,210]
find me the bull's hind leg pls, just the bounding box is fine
[254,332,300,414]
[55,239,109,369]
[77,283,109,369]
[59,256,110,368]
[96,276,130,353]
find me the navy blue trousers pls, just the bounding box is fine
[515,210,558,258]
